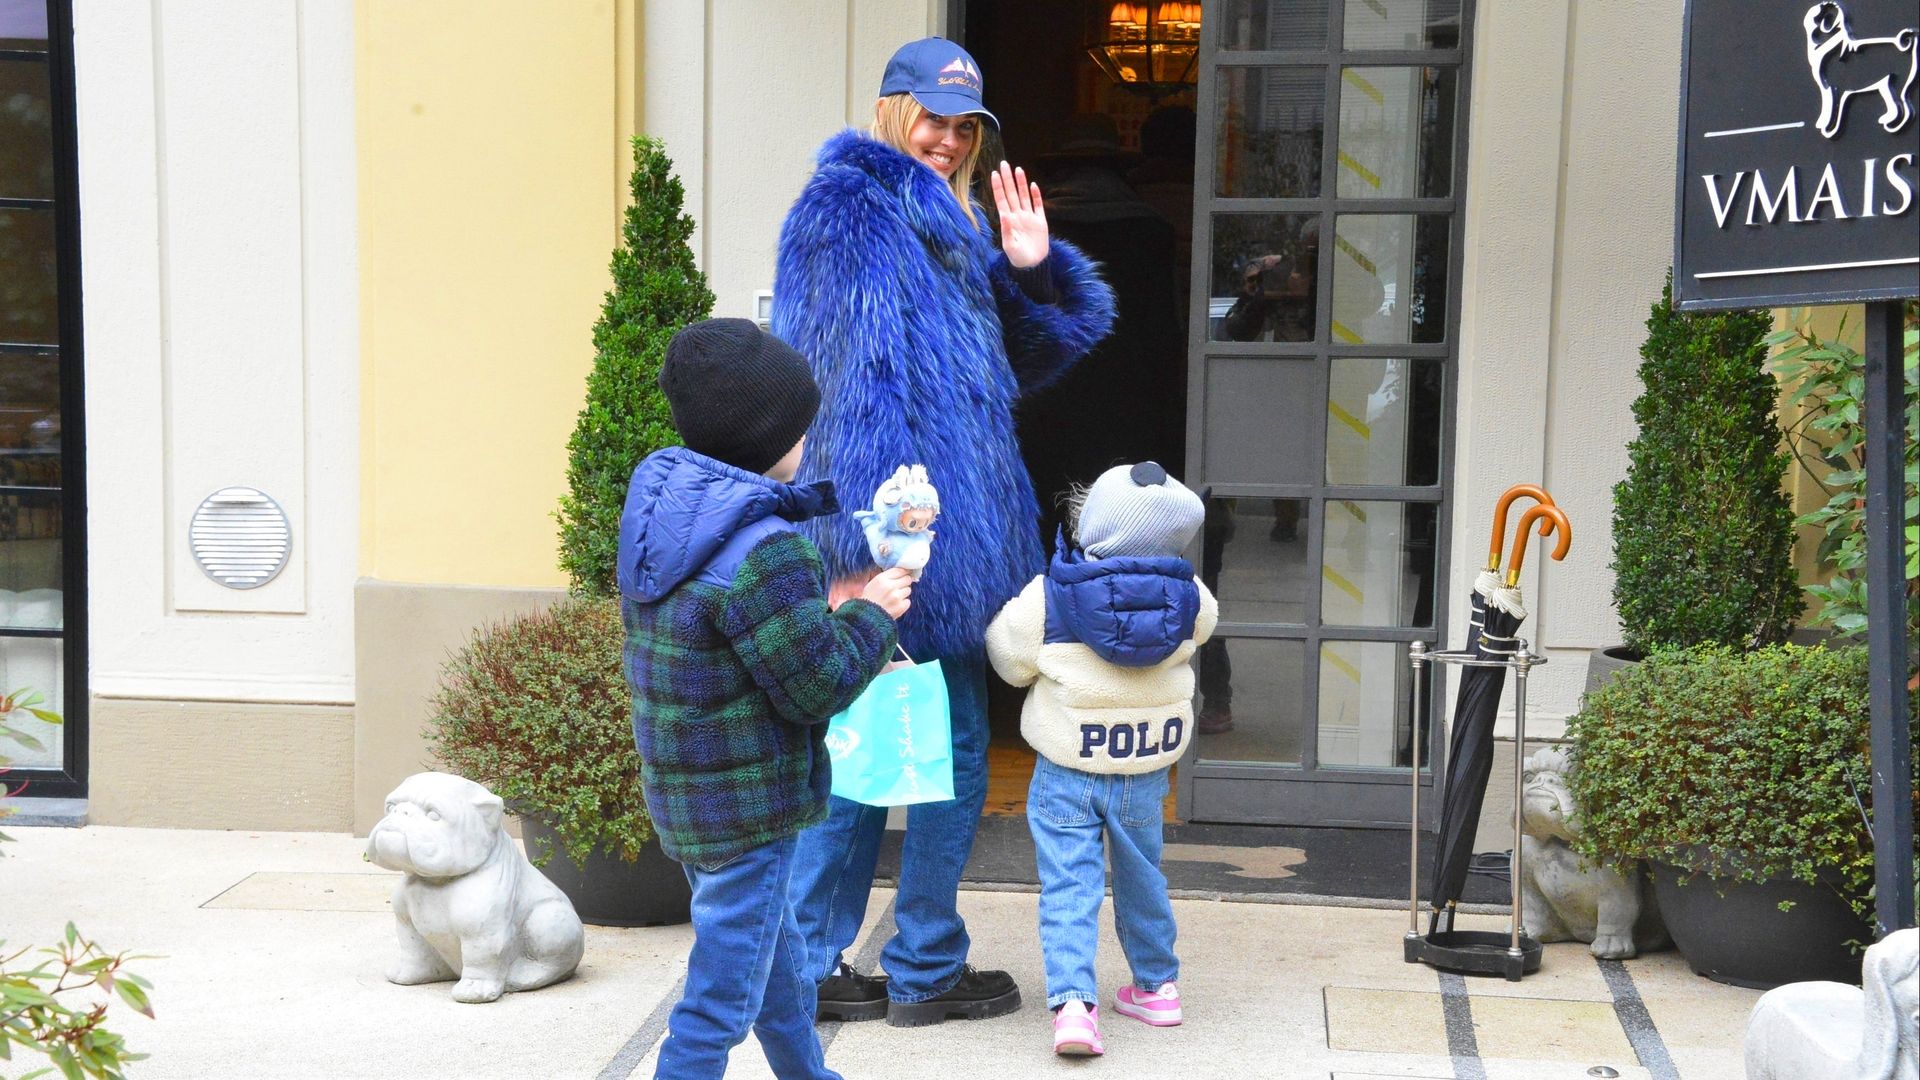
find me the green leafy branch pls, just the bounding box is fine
[0,925,154,1080]
[0,689,64,847]
[0,700,154,1077]
[1768,301,1920,643]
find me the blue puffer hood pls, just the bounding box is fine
[617,447,837,603]
[1043,530,1200,668]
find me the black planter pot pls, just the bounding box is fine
[518,816,692,927]
[1649,860,1863,990]
[1582,645,1643,702]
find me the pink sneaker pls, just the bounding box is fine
[1052,1000,1104,1056]
[1114,982,1183,1026]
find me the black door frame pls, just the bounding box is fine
[2,0,88,800]
[947,1,1474,828]
[1177,0,1475,827]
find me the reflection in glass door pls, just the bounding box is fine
[1,0,86,797]
[1182,0,1470,827]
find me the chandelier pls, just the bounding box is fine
[1087,2,1202,100]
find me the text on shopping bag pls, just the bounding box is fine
[825,659,954,807]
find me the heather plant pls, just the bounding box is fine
[557,136,713,596]
[425,596,649,867]
[1610,275,1801,653]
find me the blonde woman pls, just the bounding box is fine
[773,37,1116,1029]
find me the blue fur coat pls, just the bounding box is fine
[773,130,1116,660]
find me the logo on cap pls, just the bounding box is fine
[937,56,981,90]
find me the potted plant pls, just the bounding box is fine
[427,596,689,926]
[1564,643,1907,989]
[1592,275,1801,696]
[425,135,712,926]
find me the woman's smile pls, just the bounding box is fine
[907,112,976,176]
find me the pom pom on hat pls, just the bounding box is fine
[1076,462,1205,559]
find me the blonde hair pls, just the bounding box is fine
[871,93,985,226]
[1058,482,1091,545]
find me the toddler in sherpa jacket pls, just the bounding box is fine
[984,462,1215,1059]
[618,318,911,1080]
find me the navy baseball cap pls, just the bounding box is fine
[878,38,1000,127]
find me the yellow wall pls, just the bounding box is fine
[357,0,632,587]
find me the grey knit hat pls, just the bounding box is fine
[1076,462,1205,559]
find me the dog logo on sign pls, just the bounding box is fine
[1803,2,1917,137]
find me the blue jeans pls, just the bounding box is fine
[1026,756,1179,1010]
[788,652,990,1003]
[656,834,840,1080]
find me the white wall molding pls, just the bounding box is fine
[90,672,355,706]
[76,0,358,703]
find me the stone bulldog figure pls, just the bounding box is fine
[1518,746,1668,959]
[1744,928,1919,1080]
[366,771,585,1003]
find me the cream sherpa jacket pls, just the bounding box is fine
[985,563,1217,776]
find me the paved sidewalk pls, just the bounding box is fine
[5,826,1755,1079]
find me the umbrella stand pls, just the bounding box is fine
[1404,639,1546,981]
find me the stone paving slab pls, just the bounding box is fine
[202,870,399,912]
[5,825,1755,1080]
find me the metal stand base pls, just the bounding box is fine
[1404,640,1547,983]
[1405,929,1543,981]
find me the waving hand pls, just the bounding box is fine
[990,160,1050,269]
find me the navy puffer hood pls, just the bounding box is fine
[1042,530,1200,667]
[617,447,837,603]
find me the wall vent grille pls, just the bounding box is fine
[189,487,291,590]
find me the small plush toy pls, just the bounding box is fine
[854,465,940,579]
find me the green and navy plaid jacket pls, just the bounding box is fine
[617,448,897,867]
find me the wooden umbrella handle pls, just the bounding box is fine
[1487,484,1556,571]
[1505,504,1573,586]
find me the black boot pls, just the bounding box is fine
[885,966,1021,1027]
[815,963,889,1023]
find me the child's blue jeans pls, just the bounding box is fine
[1026,755,1180,1010]
[655,833,840,1080]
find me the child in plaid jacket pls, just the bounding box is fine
[618,318,912,1080]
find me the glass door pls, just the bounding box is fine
[1,0,86,798]
[1179,0,1470,826]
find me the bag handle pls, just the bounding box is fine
[893,644,914,664]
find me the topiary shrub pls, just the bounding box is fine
[425,596,649,866]
[1564,643,1911,932]
[557,136,714,596]
[1610,274,1801,654]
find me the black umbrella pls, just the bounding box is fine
[1427,490,1570,913]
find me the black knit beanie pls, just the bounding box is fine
[658,318,820,475]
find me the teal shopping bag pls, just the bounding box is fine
[824,656,954,807]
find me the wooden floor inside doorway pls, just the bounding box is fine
[984,738,1180,822]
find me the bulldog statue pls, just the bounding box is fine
[1517,746,1668,959]
[1744,928,1919,1080]
[366,771,585,1003]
